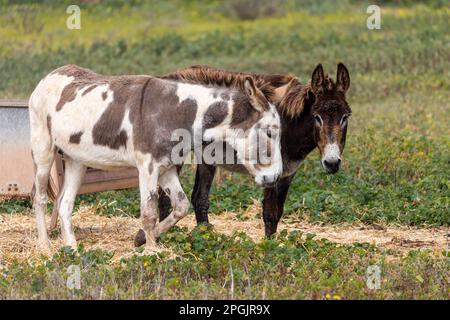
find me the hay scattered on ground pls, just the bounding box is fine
[0,203,448,265]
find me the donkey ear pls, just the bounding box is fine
[311,64,325,94]
[244,76,265,112]
[336,62,350,93]
[244,76,256,97]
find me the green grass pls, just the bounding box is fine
[1,227,449,299]
[0,0,448,299]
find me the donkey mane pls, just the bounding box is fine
[278,81,311,118]
[161,65,313,118]
[161,65,278,99]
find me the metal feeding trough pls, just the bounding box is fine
[0,100,139,200]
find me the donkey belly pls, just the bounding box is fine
[55,139,134,170]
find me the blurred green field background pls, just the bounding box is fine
[1,0,448,226]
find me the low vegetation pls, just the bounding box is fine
[2,227,449,299]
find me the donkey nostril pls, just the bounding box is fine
[324,159,341,173]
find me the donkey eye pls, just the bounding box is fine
[314,115,323,126]
[341,115,349,126]
[266,128,276,139]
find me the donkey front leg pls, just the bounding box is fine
[191,163,216,224]
[138,163,160,249]
[263,174,294,237]
[158,165,183,222]
[153,168,190,238]
[56,158,86,249]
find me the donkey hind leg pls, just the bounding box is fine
[57,158,86,249]
[138,163,160,249]
[32,150,55,252]
[30,107,56,253]
[153,168,190,238]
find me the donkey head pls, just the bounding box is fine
[229,77,283,186]
[310,63,351,173]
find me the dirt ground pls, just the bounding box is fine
[0,204,448,265]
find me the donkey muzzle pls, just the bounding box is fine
[322,143,342,173]
[255,173,280,187]
[322,158,341,173]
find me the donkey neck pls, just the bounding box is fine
[280,110,316,163]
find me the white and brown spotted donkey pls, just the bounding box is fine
[29,65,282,253]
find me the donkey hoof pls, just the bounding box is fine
[37,241,52,256]
[61,243,78,253]
[142,245,165,256]
[134,229,147,247]
[197,221,214,229]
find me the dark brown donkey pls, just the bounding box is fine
[135,63,351,246]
